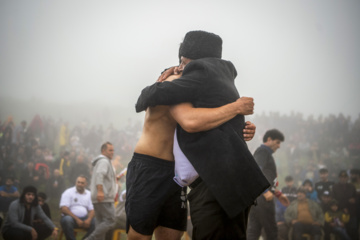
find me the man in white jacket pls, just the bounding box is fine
[87,142,116,240]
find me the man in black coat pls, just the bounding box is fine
[135,30,269,239]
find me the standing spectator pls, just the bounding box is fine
[284,187,324,240]
[1,186,58,240]
[87,142,116,240]
[282,176,298,203]
[324,200,351,240]
[33,192,53,240]
[248,129,285,240]
[315,168,335,201]
[60,175,95,240]
[59,122,70,152]
[333,170,358,240]
[0,176,20,214]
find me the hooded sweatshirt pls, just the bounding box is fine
[90,154,116,203]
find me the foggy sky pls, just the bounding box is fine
[1,0,359,121]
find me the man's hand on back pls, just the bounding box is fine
[243,121,256,141]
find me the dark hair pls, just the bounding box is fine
[285,176,293,182]
[77,175,88,182]
[20,185,38,207]
[302,179,313,187]
[339,170,348,178]
[263,129,285,143]
[319,168,328,174]
[101,142,112,152]
[37,192,47,200]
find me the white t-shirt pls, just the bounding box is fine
[173,130,199,187]
[60,186,94,218]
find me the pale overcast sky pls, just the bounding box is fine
[1,0,359,121]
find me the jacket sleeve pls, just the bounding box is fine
[284,202,297,224]
[135,61,206,112]
[35,205,55,230]
[7,201,32,232]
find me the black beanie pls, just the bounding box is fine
[179,30,222,60]
[23,185,37,195]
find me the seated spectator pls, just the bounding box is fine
[315,168,334,201]
[284,187,324,240]
[69,154,90,185]
[33,192,53,240]
[332,170,358,240]
[302,179,318,202]
[20,161,39,189]
[1,185,58,240]
[324,200,351,240]
[47,168,65,200]
[0,176,19,214]
[319,190,333,213]
[282,175,298,203]
[60,175,95,240]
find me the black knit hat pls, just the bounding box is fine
[179,30,222,60]
[23,185,37,195]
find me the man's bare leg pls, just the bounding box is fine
[154,226,184,240]
[127,226,152,240]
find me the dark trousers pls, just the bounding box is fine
[3,227,32,240]
[188,180,250,240]
[247,195,277,240]
[292,222,322,240]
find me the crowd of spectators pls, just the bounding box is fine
[0,111,359,239]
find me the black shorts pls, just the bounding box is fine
[125,153,187,235]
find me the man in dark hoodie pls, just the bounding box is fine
[87,142,116,240]
[134,30,269,240]
[1,185,58,240]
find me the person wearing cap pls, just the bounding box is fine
[315,168,334,201]
[247,129,286,240]
[126,51,256,240]
[1,185,58,240]
[284,187,324,240]
[135,30,269,239]
[319,190,333,213]
[332,170,358,240]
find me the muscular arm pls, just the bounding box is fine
[170,97,254,133]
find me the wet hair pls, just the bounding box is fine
[101,142,113,152]
[285,176,293,182]
[263,129,285,143]
[20,185,39,207]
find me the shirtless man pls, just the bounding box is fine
[126,74,256,240]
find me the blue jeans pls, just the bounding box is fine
[60,215,95,240]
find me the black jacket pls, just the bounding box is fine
[136,58,269,217]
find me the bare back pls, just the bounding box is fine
[134,105,177,161]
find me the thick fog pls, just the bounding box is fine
[1,0,359,126]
